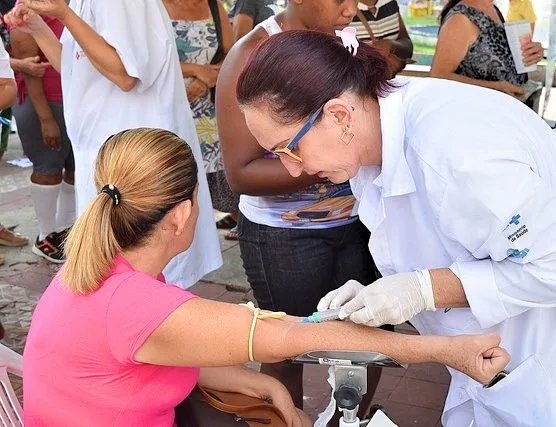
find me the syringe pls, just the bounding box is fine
[301,308,342,323]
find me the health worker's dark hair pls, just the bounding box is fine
[237,30,393,125]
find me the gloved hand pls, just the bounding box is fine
[343,271,436,326]
[319,271,436,327]
[317,280,365,312]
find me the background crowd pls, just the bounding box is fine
[0,0,544,265]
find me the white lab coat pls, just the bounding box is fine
[350,77,556,426]
[59,0,222,287]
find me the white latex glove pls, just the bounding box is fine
[339,271,436,327]
[317,280,365,312]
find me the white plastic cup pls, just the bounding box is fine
[504,20,537,74]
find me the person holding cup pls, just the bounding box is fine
[430,0,543,103]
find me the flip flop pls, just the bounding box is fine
[216,215,237,230]
[224,226,239,241]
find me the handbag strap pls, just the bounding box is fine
[494,5,505,23]
[198,387,287,423]
[356,8,376,41]
[208,0,224,64]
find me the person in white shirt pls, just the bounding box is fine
[5,0,222,287]
[236,30,556,426]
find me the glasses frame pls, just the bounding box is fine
[272,105,324,163]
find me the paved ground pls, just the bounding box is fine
[3,95,556,424]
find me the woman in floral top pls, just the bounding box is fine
[163,0,239,239]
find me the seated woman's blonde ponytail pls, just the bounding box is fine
[62,191,122,293]
[62,128,198,294]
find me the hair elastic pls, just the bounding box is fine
[335,26,359,56]
[101,184,121,206]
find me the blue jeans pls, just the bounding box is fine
[238,215,380,317]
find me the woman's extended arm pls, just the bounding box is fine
[135,297,509,385]
[10,1,137,91]
[216,38,323,195]
[4,6,62,72]
[198,366,312,426]
[430,14,525,97]
[376,14,413,61]
[56,5,136,91]
[218,0,234,57]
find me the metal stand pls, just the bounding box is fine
[293,350,405,426]
[334,365,367,426]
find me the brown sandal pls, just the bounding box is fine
[224,226,239,241]
[0,226,29,247]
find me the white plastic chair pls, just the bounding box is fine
[0,344,23,426]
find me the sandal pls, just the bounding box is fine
[0,226,29,247]
[216,215,237,230]
[224,226,239,241]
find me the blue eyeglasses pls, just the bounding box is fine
[272,105,324,163]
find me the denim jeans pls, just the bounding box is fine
[238,214,380,317]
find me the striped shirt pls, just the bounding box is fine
[350,0,401,41]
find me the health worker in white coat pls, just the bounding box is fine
[236,30,556,427]
[5,0,222,287]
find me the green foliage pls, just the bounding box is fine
[403,16,439,26]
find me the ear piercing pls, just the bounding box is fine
[340,123,355,145]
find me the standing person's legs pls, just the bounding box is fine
[238,214,346,409]
[50,103,75,234]
[13,99,73,263]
